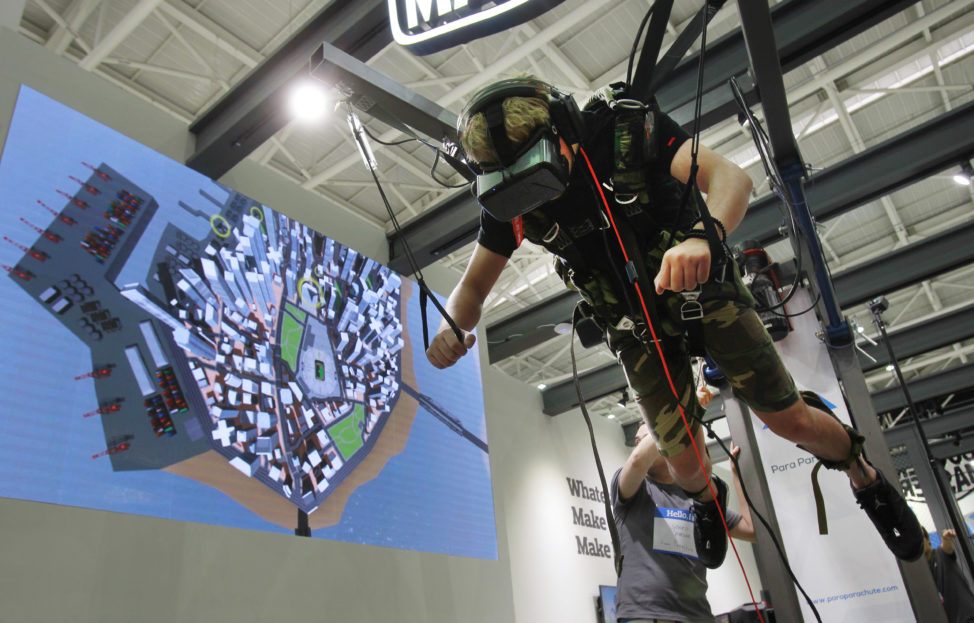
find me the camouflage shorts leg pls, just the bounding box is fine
[696,273,800,414]
[606,329,703,458]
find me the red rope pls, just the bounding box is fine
[579,146,765,623]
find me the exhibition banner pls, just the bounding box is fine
[750,289,915,622]
[0,86,497,559]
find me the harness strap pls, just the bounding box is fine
[796,390,867,535]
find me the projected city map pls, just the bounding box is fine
[0,86,496,559]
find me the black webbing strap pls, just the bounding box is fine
[484,103,515,166]
[641,0,727,101]
[570,303,624,577]
[418,278,463,352]
[629,0,674,99]
[345,104,465,353]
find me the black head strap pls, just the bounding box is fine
[458,77,584,164]
[483,101,516,168]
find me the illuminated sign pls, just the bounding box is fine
[388,0,566,55]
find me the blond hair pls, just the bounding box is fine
[460,95,551,166]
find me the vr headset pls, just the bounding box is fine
[457,78,584,222]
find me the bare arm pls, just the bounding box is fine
[425,243,508,369]
[618,432,662,501]
[941,529,958,556]
[654,141,754,294]
[727,443,757,543]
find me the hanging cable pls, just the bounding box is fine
[626,5,656,88]
[345,103,464,351]
[729,76,810,315]
[569,303,625,576]
[359,116,471,189]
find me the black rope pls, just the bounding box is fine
[346,104,463,350]
[570,302,624,577]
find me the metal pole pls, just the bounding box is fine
[722,390,804,622]
[733,2,948,618]
[870,297,974,578]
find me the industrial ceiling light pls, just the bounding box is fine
[617,389,629,408]
[288,81,330,123]
[953,161,973,186]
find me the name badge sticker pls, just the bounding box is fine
[652,506,697,559]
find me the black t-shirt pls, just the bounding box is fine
[476,109,692,258]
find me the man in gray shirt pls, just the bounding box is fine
[924,528,974,623]
[611,419,756,623]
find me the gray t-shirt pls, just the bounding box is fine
[931,548,974,623]
[611,468,740,623]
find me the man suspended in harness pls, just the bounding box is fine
[424,76,924,568]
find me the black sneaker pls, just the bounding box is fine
[693,475,729,569]
[853,466,924,562]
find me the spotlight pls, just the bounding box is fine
[953,162,973,186]
[617,389,629,408]
[288,81,330,123]
[868,296,889,315]
[537,383,547,390]
[607,413,616,420]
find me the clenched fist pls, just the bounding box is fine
[654,237,711,294]
[426,327,477,369]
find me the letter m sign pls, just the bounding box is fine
[389,0,567,55]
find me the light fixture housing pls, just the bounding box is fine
[617,389,629,408]
[953,161,973,186]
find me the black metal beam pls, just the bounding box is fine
[730,100,974,246]
[540,362,624,416]
[859,303,974,372]
[735,0,802,169]
[186,0,390,180]
[386,189,481,275]
[835,219,974,309]
[885,404,974,448]
[872,362,974,415]
[486,291,578,363]
[660,0,917,129]
[928,434,974,461]
[309,42,458,145]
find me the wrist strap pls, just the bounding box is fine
[686,216,726,242]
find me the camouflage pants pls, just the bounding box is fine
[605,260,800,457]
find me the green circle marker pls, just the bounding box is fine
[250,205,264,221]
[296,277,324,310]
[210,214,231,238]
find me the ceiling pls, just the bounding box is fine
[16,0,974,431]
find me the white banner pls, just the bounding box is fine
[749,288,916,623]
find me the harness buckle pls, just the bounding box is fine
[542,222,560,244]
[714,258,729,284]
[680,289,704,321]
[633,322,659,345]
[614,316,635,331]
